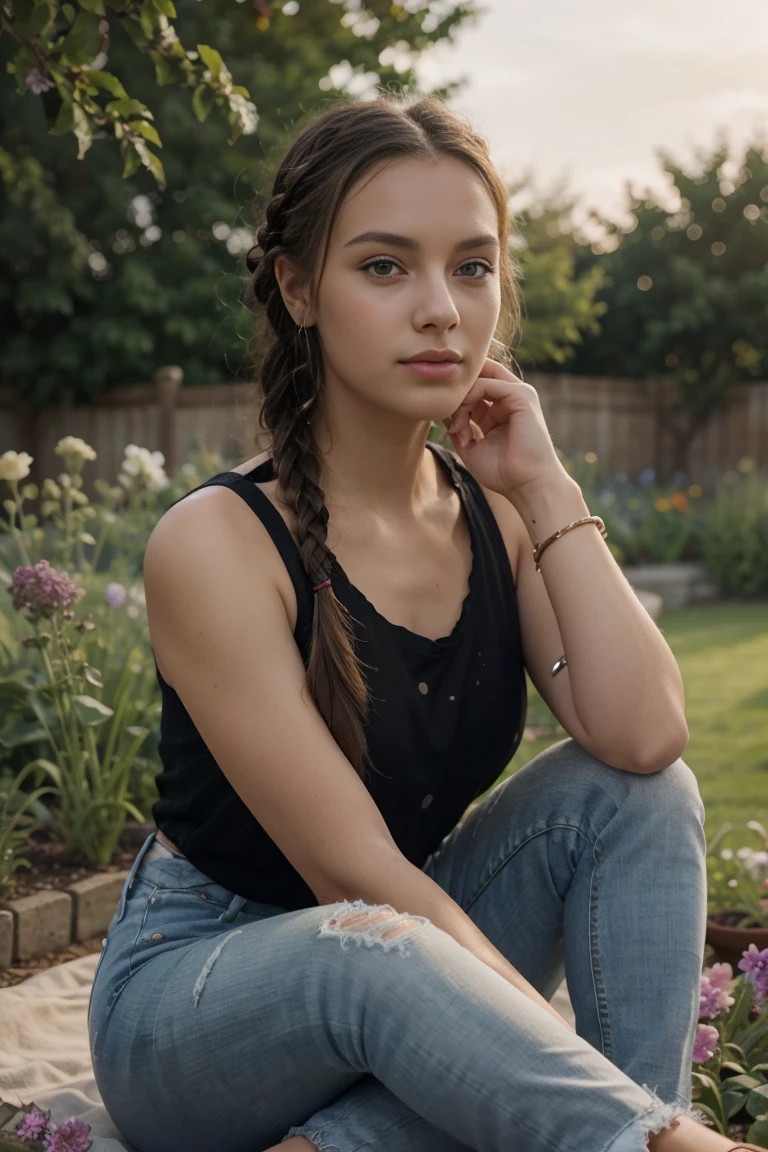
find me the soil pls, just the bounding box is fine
[0,825,137,903]
[0,935,104,990]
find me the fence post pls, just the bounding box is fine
[155,366,183,477]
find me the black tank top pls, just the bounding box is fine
[151,441,527,910]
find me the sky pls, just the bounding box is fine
[415,0,768,227]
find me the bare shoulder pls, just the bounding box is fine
[144,476,299,685]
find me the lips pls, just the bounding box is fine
[399,351,462,363]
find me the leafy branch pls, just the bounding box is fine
[0,0,258,186]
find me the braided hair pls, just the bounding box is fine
[243,94,521,781]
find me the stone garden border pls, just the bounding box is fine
[0,871,129,970]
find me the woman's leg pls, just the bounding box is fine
[425,736,709,1103]
[278,739,710,1152]
[90,740,710,1152]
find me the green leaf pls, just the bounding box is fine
[71,101,93,159]
[196,44,223,81]
[84,69,128,99]
[722,1074,763,1091]
[59,9,103,66]
[73,694,114,724]
[150,50,175,86]
[125,725,150,738]
[62,3,76,19]
[192,83,216,122]
[83,665,103,688]
[151,0,176,15]
[78,0,106,11]
[106,97,154,120]
[129,120,161,147]
[722,1088,748,1121]
[19,0,57,37]
[720,1060,748,1075]
[22,758,62,788]
[747,1084,768,1118]
[121,141,141,178]
[139,3,160,37]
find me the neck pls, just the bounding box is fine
[313,387,438,518]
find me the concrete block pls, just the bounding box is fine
[0,909,13,970]
[623,562,714,611]
[66,870,129,942]
[5,890,72,962]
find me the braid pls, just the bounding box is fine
[245,181,374,781]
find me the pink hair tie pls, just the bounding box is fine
[312,578,332,593]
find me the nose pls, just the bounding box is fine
[412,271,460,331]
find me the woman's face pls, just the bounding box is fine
[310,155,502,425]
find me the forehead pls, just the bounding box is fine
[330,155,498,247]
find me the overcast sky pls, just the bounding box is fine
[415,0,768,225]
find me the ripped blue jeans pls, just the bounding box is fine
[87,738,709,1152]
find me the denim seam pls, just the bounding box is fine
[462,819,592,915]
[588,839,612,1060]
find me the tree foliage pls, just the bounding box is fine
[2,0,605,404]
[565,139,768,451]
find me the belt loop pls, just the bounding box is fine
[218,894,247,923]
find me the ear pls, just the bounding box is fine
[274,253,315,327]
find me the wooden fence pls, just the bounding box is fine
[2,369,767,495]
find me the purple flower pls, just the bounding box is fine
[43,1117,92,1152]
[738,944,768,1006]
[16,1104,52,1140]
[104,582,127,608]
[25,68,53,94]
[692,1023,719,1064]
[10,560,85,623]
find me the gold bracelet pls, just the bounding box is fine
[532,515,608,573]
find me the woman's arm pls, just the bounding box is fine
[487,474,688,775]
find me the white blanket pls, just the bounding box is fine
[0,954,575,1151]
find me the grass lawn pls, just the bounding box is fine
[486,603,768,851]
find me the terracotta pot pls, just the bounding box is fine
[705,909,768,968]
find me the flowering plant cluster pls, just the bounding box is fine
[0,1101,91,1151]
[707,821,768,929]
[691,946,768,1144]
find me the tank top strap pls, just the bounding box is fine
[426,440,516,588]
[194,468,315,659]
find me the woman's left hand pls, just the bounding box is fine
[442,358,568,499]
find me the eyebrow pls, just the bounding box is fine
[342,230,500,252]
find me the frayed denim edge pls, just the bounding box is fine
[280,1125,341,1151]
[603,1084,709,1151]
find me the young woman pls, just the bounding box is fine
[87,95,757,1152]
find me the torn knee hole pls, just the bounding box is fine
[318,901,428,955]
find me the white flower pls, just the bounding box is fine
[743,850,768,884]
[128,583,146,607]
[720,849,734,860]
[737,847,754,859]
[119,444,170,491]
[0,450,33,482]
[55,436,97,464]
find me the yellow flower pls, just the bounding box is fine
[688,485,702,498]
[55,436,97,466]
[654,498,671,512]
[670,491,690,514]
[0,450,33,482]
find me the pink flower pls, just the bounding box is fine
[699,963,735,1018]
[10,560,85,622]
[43,1116,92,1152]
[692,1023,719,1064]
[16,1104,52,1140]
